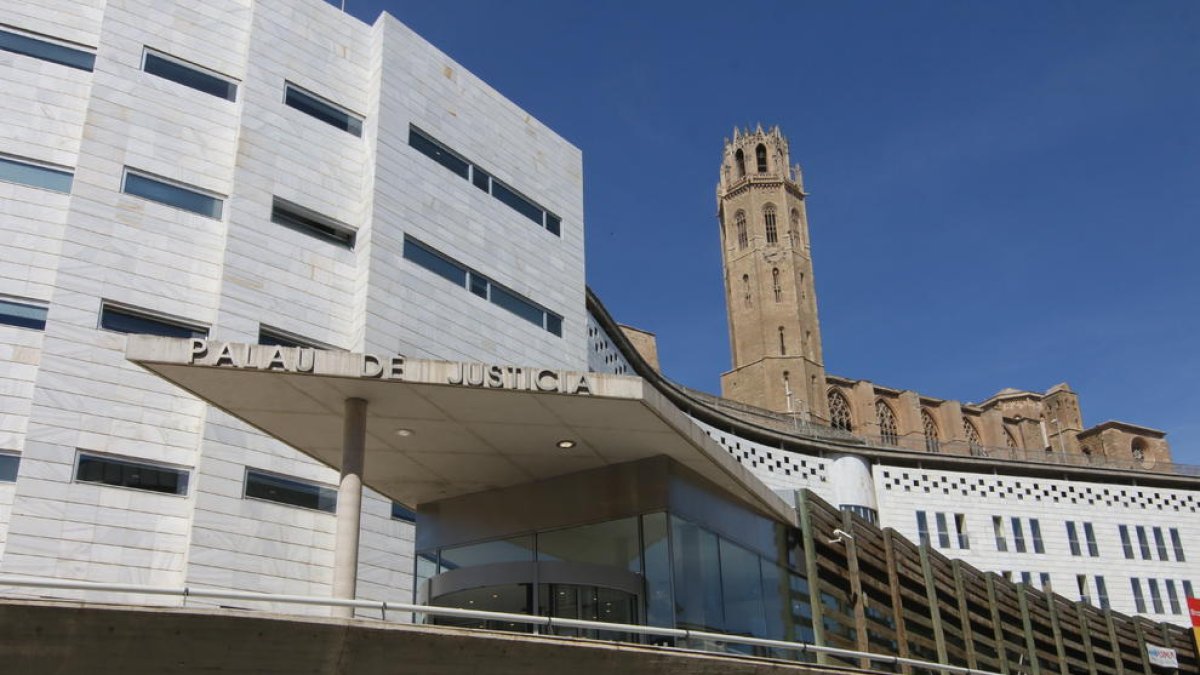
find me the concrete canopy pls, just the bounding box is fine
[126,337,795,525]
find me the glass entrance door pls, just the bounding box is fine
[540,583,638,641]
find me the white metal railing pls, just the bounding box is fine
[0,575,1003,675]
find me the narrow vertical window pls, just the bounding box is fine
[1066,522,1081,556]
[1165,580,1181,615]
[735,210,748,249]
[755,143,768,172]
[1169,528,1185,562]
[734,148,745,178]
[742,274,751,308]
[1136,526,1151,560]
[1148,579,1164,614]
[1119,525,1134,559]
[876,400,898,446]
[789,208,801,247]
[778,326,786,355]
[1096,576,1110,609]
[916,511,930,547]
[1076,574,1090,603]
[763,204,778,244]
[1083,522,1099,557]
[1029,519,1044,554]
[922,410,940,453]
[772,268,782,302]
[1183,580,1195,599]
[1153,527,1169,561]
[992,516,1008,552]
[954,513,969,549]
[1039,573,1051,591]
[1131,578,1146,613]
[936,512,950,548]
[1020,571,1032,586]
[1011,517,1027,553]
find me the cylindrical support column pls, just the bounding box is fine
[332,397,367,618]
[829,453,878,523]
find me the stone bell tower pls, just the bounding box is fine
[718,125,828,422]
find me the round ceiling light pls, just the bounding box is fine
[556,439,576,449]
[395,428,414,437]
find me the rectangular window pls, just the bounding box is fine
[391,501,415,522]
[1148,578,1164,614]
[916,511,930,547]
[1066,521,1081,556]
[1183,580,1194,600]
[1165,580,1181,615]
[1029,518,1044,553]
[0,452,19,482]
[1169,528,1185,562]
[1096,576,1110,610]
[1076,574,1090,603]
[1119,525,1134,559]
[75,452,189,495]
[0,27,94,71]
[1131,578,1146,613]
[257,326,331,350]
[285,83,362,137]
[0,297,48,330]
[1020,571,1032,586]
[1039,572,1051,591]
[142,49,236,100]
[244,469,336,513]
[100,303,207,339]
[1153,527,1169,561]
[1011,517,1027,553]
[402,237,563,337]
[954,513,969,549]
[1136,526,1152,560]
[935,512,950,548]
[122,169,223,218]
[0,154,73,193]
[270,198,355,249]
[992,516,1007,552]
[407,125,562,236]
[1083,522,1099,557]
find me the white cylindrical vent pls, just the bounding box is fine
[829,453,877,512]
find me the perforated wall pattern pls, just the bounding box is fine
[586,313,633,375]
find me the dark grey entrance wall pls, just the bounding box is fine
[0,599,847,675]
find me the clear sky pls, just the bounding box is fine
[347,1,1200,465]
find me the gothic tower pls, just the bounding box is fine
[718,125,828,422]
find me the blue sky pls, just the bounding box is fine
[349,1,1200,465]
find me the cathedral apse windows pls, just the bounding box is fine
[876,400,898,446]
[764,204,778,244]
[755,143,768,173]
[922,410,940,453]
[828,389,853,432]
[963,418,984,456]
[735,210,748,249]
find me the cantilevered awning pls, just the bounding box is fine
[126,337,795,525]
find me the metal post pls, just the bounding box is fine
[332,397,367,618]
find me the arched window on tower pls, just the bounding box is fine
[963,418,983,456]
[828,389,853,431]
[778,326,786,355]
[876,400,898,446]
[756,143,768,173]
[735,149,745,178]
[741,274,751,308]
[922,410,940,453]
[764,204,778,244]
[772,268,782,302]
[735,210,748,249]
[1131,437,1148,463]
[789,208,802,247]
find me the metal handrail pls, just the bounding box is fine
[0,575,1002,675]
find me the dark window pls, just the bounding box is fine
[954,513,969,549]
[1096,576,1110,609]
[992,516,1007,552]
[0,452,19,482]
[391,502,415,522]
[935,512,950,548]
[491,285,544,327]
[471,166,491,191]
[1066,522,1081,556]
[1148,578,1164,614]
[0,27,94,71]
[755,143,768,173]
[1020,571,1032,586]
[1136,526,1152,560]
[271,198,355,248]
[1119,525,1134,559]
[1184,580,1194,600]
[916,511,929,546]
[1165,580,1181,614]
[245,469,336,513]
[257,326,327,349]
[99,304,206,339]
[1039,572,1051,591]
[468,271,488,299]
[545,213,561,236]
[143,50,236,100]
[76,453,189,495]
[0,155,73,193]
[1131,578,1146,613]
[0,298,48,330]
[409,126,469,178]
[1169,528,1185,562]
[403,238,467,286]
[284,83,362,136]
[1029,519,1044,554]
[545,313,563,337]
[734,148,745,177]
[123,170,222,218]
[490,180,544,226]
[1083,522,1099,557]
[1011,518,1027,553]
[1153,527,1169,561]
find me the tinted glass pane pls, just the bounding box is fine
[391,501,415,522]
[1029,519,1044,553]
[403,239,466,286]
[76,454,189,495]
[0,156,72,193]
[545,213,561,236]
[271,203,355,248]
[537,517,639,571]
[545,312,562,337]
[490,180,544,224]
[671,516,724,632]
[0,29,94,71]
[0,454,19,482]
[490,285,544,327]
[1153,527,1169,560]
[471,166,490,191]
[144,52,236,100]
[409,128,469,178]
[0,299,48,330]
[1170,528,1185,562]
[1119,525,1133,558]
[641,513,673,629]
[439,536,534,571]
[245,470,336,512]
[720,537,767,638]
[935,512,950,548]
[100,306,206,339]
[285,86,362,136]
[123,172,222,218]
[468,272,488,298]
